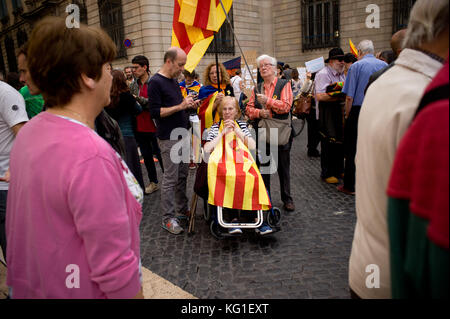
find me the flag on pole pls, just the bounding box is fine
[198,91,220,135]
[223,56,241,76]
[349,39,359,58]
[208,121,271,211]
[172,0,233,72]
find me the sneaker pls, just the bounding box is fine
[161,218,184,235]
[228,218,242,234]
[145,182,159,194]
[256,223,273,235]
[229,227,243,234]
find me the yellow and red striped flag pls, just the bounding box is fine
[208,122,271,211]
[349,39,359,58]
[198,91,220,135]
[172,0,233,72]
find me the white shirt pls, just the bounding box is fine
[349,49,443,298]
[231,75,243,100]
[0,81,28,190]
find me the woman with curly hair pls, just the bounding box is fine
[197,63,234,139]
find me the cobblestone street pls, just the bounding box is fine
[139,125,356,299]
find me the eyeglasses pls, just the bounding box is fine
[259,63,275,69]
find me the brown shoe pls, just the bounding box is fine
[337,185,355,195]
[284,202,295,211]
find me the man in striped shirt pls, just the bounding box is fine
[246,54,295,212]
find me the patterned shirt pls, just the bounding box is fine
[245,77,293,120]
[206,120,252,142]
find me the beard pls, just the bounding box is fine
[331,63,345,74]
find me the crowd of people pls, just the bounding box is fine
[0,0,447,299]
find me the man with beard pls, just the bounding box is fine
[314,48,346,184]
[148,47,200,235]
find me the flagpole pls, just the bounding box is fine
[218,0,259,93]
[214,32,221,93]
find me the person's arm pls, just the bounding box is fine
[11,122,26,136]
[245,90,262,120]
[159,96,198,118]
[204,125,230,154]
[69,156,142,299]
[234,122,256,150]
[345,96,354,119]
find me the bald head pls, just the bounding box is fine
[390,29,407,57]
[162,47,187,79]
[164,47,186,63]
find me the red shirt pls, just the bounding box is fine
[136,82,157,133]
[245,77,293,120]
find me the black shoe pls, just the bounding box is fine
[283,202,295,211]
[307,149,320,157]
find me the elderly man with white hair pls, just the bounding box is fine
[338,40,387,195]
[246,54,295,212]
[349,0,449,299]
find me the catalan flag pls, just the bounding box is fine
[172,0,233,72]
[208,121,271,211]
[349,39,359,58]
[198,91,220,136]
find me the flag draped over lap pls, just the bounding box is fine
[208,122,271,211]
[172,0,233,72]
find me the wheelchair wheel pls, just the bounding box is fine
[267,207,281,227]
[210,221,224,240]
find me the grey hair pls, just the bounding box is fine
[403,0,449,49]
[358,40,375,55]
[256,54,278,76]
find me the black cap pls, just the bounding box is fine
[325,48,345,63]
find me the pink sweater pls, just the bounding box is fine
[6,112,142,298]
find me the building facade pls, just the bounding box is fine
[0,0,415,79]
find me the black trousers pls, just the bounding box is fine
[135,131,164,184]
[343,105,361,192]
[259,139,294,205]
[306,107,321,152]
[123,136,145,191]
[320,139,344,179]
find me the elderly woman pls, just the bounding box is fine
[6,17,143,299]
[245,54,295,212]
[204,96,273,235]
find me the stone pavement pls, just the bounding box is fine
[0,121,356,299]
[140,125,356,299]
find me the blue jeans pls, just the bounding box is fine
[0,190,7,262]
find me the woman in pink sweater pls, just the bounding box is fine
[6,17,143,299]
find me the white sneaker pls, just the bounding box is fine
[145,182,159,194]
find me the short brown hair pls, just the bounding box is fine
[204,63,230,86]
[217,96,241,120]
[27,16,116,107]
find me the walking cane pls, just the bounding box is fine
[188,193,198,234]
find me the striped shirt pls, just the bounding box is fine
[206,120,252,141]
[246,77,293,120]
